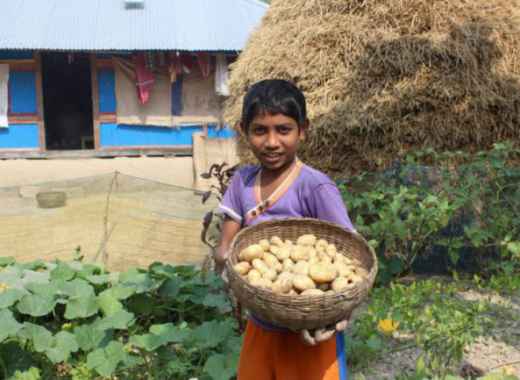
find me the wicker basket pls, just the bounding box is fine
[226,218,378,330]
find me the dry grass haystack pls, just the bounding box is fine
[225,0,520,175]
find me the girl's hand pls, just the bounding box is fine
[300,315,351,346]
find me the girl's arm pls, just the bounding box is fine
[214,217,241,274]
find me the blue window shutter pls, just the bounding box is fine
[9,71,37,114]
[98,69,116,113]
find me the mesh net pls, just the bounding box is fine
[0,172,217,271]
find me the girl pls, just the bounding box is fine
[216,79,355,380]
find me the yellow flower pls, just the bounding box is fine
[0,283,9,293]
[502,366,516,376]
[62,323,73,331]
[378,319,400,335]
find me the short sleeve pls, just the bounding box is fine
[218,171,244,224]
[310,184,356,232]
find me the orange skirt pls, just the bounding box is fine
[237,320,348,380]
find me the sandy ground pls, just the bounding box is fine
[0,157,219,270]
[0,156,195,188]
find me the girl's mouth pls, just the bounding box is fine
[262,153,283,164]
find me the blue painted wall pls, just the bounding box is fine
[207,125,236,139]
[97,69,116,113]
[0,124,39,149]
[100,123,204,147]
[99,123,236,148]
[9,71,37,114]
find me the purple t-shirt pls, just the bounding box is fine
[219,164,355,232]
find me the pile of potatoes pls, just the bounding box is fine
[233,234,368,296]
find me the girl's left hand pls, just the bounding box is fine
[300,316,350,346]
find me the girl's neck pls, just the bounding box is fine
[260,158,297,184]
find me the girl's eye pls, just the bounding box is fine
[252,127,267,135]
[277,126,292,134]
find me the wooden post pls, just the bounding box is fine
[90,54,100,150]
[34,52,46,152]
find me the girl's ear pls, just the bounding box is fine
[299,119,309,140]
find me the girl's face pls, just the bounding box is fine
[244,112,306,172]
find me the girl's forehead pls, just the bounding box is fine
[251,112,299,125]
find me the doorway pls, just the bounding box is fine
[41,53,94,150]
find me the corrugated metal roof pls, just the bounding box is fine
[0,0,268,52]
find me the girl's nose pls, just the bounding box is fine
[266,131,280,148]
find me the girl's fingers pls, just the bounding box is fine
[300,329,316,346]
[314,328,335,343]
[335,319,348,332]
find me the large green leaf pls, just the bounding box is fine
[129,333,167,351]
[64,296,99,319]
[201,293,232,313]
[50,262,76,282]
[119,269,161,293]
[45,331,79,364]
[21,270,50,285]
[190,320,235,349]
[74,324,111,351]
[0,288,27,309]
[159,277,182,299]
[0,256,15,266]
[86,341,132,377]
[94,310,135,331]
[0,310,22,342]
[149,323,191,343]
[59,279,95,298]
[97,290,124,316]
[102,285,136,300]
[17,323,52,352]
[17,294,56,317]
[203,353,239,380]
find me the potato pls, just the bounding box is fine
[272,278,293,294]
[252,258,269,274]
[233,262,251,275]
[308,248,317,259]
[282,258,295,272]
[263,268,278,281]
[290,245,309,261]
[278,271,294,282]
[357,267,369,279]
[316,239,329,249]
[331,277,353,292]
[288,289,298,295]
[292,275,316,291]
[240,244,264,262]
[270,236,284,247]
[316,245,326,255]
[335,263,354,278]
[292,261,310,276]
[250,278,273,290]
[259,239,271,251]
[297,234,317,246]
[320,256,333,265]
[301,288,325,296]
[284,239,294,247]
[274,246,291,260]
[309,263,337,283]
[350,273,364,284]
[326,244,337,258]
[263,253,282,272]
[247,269,262,282]
[308,256,320,265]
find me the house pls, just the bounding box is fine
[0,0,267,158]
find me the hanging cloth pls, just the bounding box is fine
[133,53,155,105]
[245,159,303,224]
[196,52,211,78]
[168,52,183,83]
[215,53,230,96]
[0,64,9,128]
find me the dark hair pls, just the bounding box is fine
[241,79,307,132]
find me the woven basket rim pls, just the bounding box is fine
[225,218,378,326]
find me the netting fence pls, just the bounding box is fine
[0,172,217,271]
